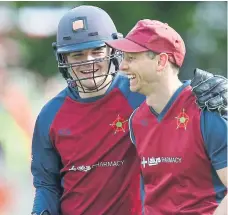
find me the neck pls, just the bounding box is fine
[146,76,182,114]
[78,76,112,99]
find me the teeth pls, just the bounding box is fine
[81,70,93,73]
[81,69,99,74]
[127,74,136,80]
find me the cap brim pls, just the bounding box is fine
[105,38,148,52]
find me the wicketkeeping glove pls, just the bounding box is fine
[190,68,227,119]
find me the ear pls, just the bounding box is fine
[157,53,169,71]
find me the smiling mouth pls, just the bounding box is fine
[127,74,136,80]
[80,69,99,74]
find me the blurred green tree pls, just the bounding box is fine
[6,1,227,79]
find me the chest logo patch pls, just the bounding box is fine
[175,108,189,130]
[110,114,128,134]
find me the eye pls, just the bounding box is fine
[92,51,105,55]
[128,56,134,61]
[124,55,135,62]
[70,53,83,58]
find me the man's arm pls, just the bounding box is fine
[201,111,227,215]
[190,68,227,119]
[213,167,227,215]
[31,114,62,215]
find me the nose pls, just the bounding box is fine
[82,54,95,68]
[120,60,129,71]
[85,54,95,61]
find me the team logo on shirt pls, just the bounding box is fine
[110,114,128,134]
[69,160,125,172]
[175,108,189,130]
[141,156,182,168]
[69,165,91,172]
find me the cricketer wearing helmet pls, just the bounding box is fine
[31,6,228,215]
[106,19,227,214]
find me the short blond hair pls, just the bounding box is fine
[146,51,180,73]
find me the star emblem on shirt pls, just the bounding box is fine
[110,114,128,134]
[175,108,189,130]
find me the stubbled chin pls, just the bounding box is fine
[129,78,138,90]
[130,86,138,92]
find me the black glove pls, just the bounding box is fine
[190,68,227,119]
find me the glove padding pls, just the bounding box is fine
[190,68,227,118]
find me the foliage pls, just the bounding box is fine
[6,1,227,79]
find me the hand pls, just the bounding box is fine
[190,68,227,119]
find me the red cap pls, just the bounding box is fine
[106,19,186,67]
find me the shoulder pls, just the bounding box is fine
[37,88,69,125]
[33,88,70,147]
[110,73,145,109]
[200,110,227,169]
[109,73,130,92]
[200,110,227,138]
